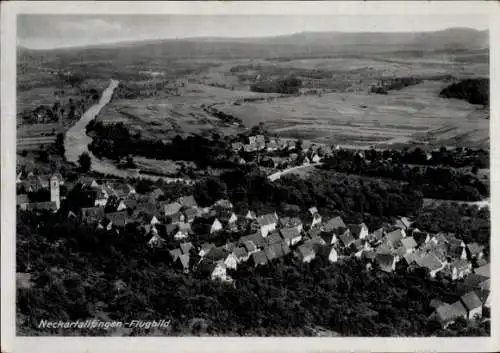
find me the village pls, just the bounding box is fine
[16,165,490,331]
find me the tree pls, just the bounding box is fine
[78,152,91,172]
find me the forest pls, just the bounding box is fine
[370,77,423,94]
[250,77,302,94]
[87,121,238,169]
[320,152,488,202]
[439,78,489,106]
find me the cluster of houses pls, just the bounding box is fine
[17,172,490,330]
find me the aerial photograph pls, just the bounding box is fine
[15,12,490,337]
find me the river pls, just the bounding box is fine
[64,79,194,184]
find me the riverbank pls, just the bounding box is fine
[64,79,195,184]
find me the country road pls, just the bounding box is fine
[64,79,194,184]
[268,162,324,181]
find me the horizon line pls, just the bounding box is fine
[17,26,488,51]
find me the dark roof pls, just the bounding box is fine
[266,232,282,245]
[269,243,286,259]
[16,194,29,205]
[436,301,467,323]
[149,188,164,199]
[385,229,404,247]
[180,242,194,255]
[264,246,277,261]
[164,202,182,215]
[169,248,182,261]
[257,213,278,227]
[474,263,490,278]
[241,240,257,253]
[240,233,266,248]
[338,229,355,247]
[416,253,443,272]
[462,273,489,290]
[280,227,301,241]
[165,223,179,236]
[25,201,58,211]
[183,207,198,218]
[349,223,368,238]
[106,211,129,227]
[205,246,227,262]
[178,195,198,208]
[297,243,315,259]
[233,247,248,259]
[324,216,346,232]
[251,250,268,266]
[177,254,190,269]
[430,299,445,309]
[80,207,105,220]
[375,253,395,272]
[467,242,485,255]
[401,236,418,250]
[460,291,482,311]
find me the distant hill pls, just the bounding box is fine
[18,27,488,61]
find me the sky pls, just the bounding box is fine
[17,14,489,50]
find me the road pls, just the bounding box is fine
[268,162,323,181]
[64,79,194,184]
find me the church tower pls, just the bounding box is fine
[50,175,60,210]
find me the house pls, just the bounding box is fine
[337,228,355,248]
[199,242,216,257]
[474,263,490,278]
[105,211,129,228]
[245,210,257,220]
[393,217,412,230]
[415,253,445,278]
[302,156,311,166]
[178,195,198,209]
[16,194,29,208]
[175,254,190,273]
[466,243,485,260]
[147,234,165,248]
[232,247,250,262]
[264,245,278,262]
[240,233,266,249]
[311,154,321,163]
[183,207,199,223]
[323,216,346,232]
[81,207,106,223]
[449,259,472,280]
[169,248,182,262]
[279,217,303,233]
[250,251,268,267]
[164,202,182,216]
[224,253,239,270]
[174,228,189,240]
[266,232,283,246]
[214,199,233,210]
[149,188,164,200]
[375,253,398,273]
[257,213,278,237]
[180,242,194,255]
[349,223,369,240]
[93,188,109,207]
[241,240,258,255]
[460,291,483,320]
[205,246,227,263]
[210,218,223,234]
[317,245,339,263]
[24,201,58,213]
[295,243,316,263]
[199,261,228,281]
[383,229,405,249]
[247,135,257,145]
[433,301,468,328]
[231,142,243,152]
[269,242,288,260]
[266,140,278,152]
[280,227,302,246]
[400,236,418,254]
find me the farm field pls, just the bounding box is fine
[215,80,489,149]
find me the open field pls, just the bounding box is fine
[215,80,489,149]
